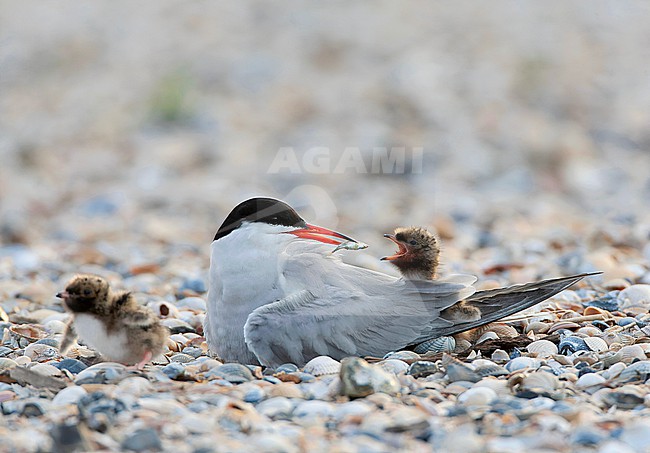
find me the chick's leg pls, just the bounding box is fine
[135,350,153,370]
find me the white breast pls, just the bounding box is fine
[73,314,129,362]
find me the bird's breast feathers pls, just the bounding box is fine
[73,314,129,361]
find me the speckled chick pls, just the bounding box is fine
[381,226,441,279]
[57,274,169,369]
[383,227,480,322]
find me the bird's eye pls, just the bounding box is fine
[83,289,92,296]
[409,240,417,246]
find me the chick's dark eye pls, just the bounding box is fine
[409,240,417,246]
[83,289,92,296]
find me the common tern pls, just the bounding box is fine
[205,197,596,367]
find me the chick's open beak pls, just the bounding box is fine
[56,291,69,299]
[381,234,408,261]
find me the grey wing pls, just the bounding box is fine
[243,255,475,367]
[428,272,600,338]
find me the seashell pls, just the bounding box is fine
[572,351,599,366]
[615,360,650,383]
[160,318,195,334]
[491,349,510,363]
[472,379,510,396]
[407,361,438,378]
[413,337,455,355]
[303,356,341,376]
[519,371,561,393]
[165,337,180,352]
[617,345,646,363]
[454,339,472,353]
[548,322,581,334]
[14,356,31,366]
[525,322,550,334]
[599,385,646,409]
[476,332,498,344]
[618,285,650,309]
[24,343,59,362]
[474,363,508,377]
[483,323,518,339]
[603,362,627,379]
[558,336,589,355]
[30,363,63,377]
[0,358,18,372]
[209,363,254,383]
[601,332,622,346]
[526,340,558,357]
[147,301,180,318]
[442,353,481,383]
[505,357,540,372]
[44,320,67,335]
[458,387,497,406]
[9,324,48,341]
[377,359,409,375]
[575,373,606,392]
[576,326,602,336]
[583,337,609,353]
[583,306,610,317]
[383,350,420,361]
[618,334,636,346]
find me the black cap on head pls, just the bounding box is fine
[214,197,307,241]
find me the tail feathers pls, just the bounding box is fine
[436,272,600,338]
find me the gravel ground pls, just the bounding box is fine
[1,2,650,452]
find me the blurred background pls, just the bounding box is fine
[1,1,649,282]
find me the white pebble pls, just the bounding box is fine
[458,387,497,406]
[576,373,606,392]
[52,386,88,406]
[619,285,650,309]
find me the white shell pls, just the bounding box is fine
[458,387,497,406]
[520,371,560,392]
[584,337,609,352]
[491,349,510,363]
[413,336,455,354]
[24,343,59,362]
[575,373,606,391]
[525,322,550,334]
[477,332,499,344]
[526,340,558,357]
[29,363,62,377]
[505,357,540,372]
[303,356,341,376]
[377,359,409,375]
[147,301,180,318]
[618,285,650,309]
[617,345,646,363]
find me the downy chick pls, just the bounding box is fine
[382,227,481,322]
[57,274,168,369]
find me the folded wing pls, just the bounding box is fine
[244,255,475,367]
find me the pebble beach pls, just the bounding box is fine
[2,2,650,452]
